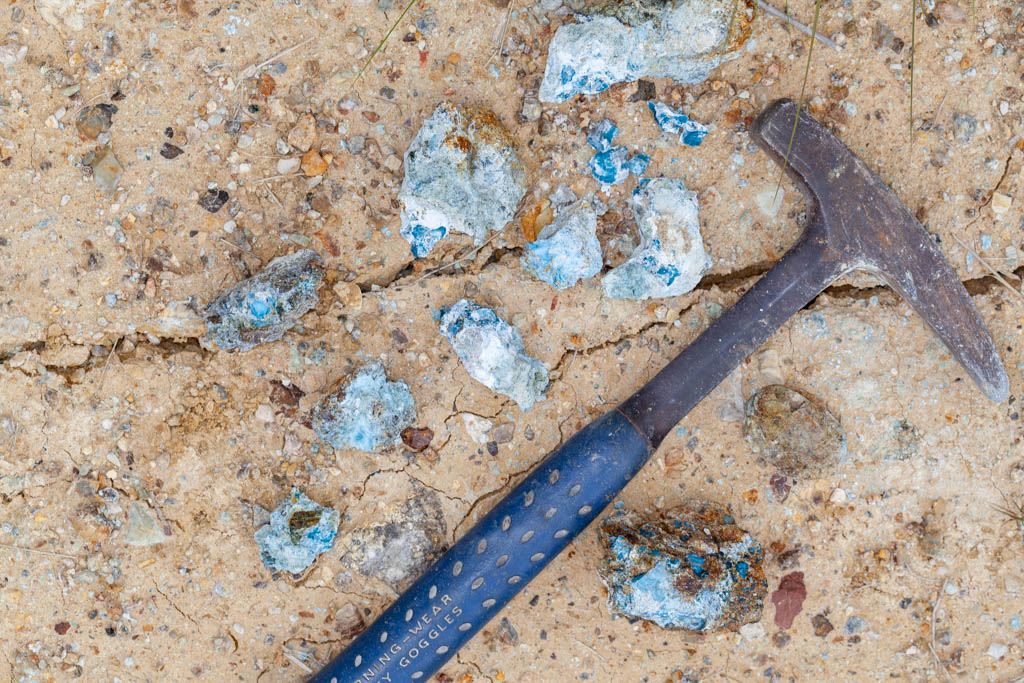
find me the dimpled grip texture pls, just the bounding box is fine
[309,410,651,683]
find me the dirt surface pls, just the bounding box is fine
[1,0,1023,680]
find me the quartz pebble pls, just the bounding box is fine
[521,199,602,289]
[539,0,745,103]
[439,300,549,410]
[743,384,846,477]
[88,146,124,194]
[125,502,165,546]
[603,178,711,299]
[399,103,527,257]
[203,249,324,351]
[598,501,767,632]
[253,488,340,574]
[310,362,416,453]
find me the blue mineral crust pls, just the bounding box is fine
[203,249,324,351]
[648,101,709,147]
[522,200,602,289]
[310,362,416,453]
[598,502,767,632]
[539,0,742,103]
[439,300,549,410]
[254,488,340,574]
[586,119,649,188]
[399,103,527,257]
[603,178,711,299]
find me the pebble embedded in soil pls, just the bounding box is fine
[598,501,767,632]
[88,145,123,193]
[198,188,229,213]
[538,0,744,103]
[310,362,416,453]
[648,101,709,146]
[76,103,117,140]
[439,299,549,410]
[743,384,846,477]
[125,502,166,546]
[203,248,324,351]
[603,177,711,299]
[398,102,527,257]
[253,488,340,574]
[521,199,602,289]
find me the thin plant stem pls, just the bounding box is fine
[910,0,917,140]
[353,0,421,84]
[776,0,822,199]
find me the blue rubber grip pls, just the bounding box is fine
[309,410,651,683]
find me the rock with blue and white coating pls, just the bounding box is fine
[522,200,602,289]
[602,178,711,299]
[399,103,527,257]
[439,300,549,410]
[310,362,416,453]
[254,488,340,574]
[539,0,748,103]
[203,249,324,351]
[586,118,650,188]
[598,501,767,632]
[648,101,709,147]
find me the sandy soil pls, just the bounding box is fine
[1,0,1023,680]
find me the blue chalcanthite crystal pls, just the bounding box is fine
[254,488,340,574]
[522,200,603,289]
[586,119,649,188]
[648,101,709,147]
[310,362,416,453]
[399,103,527,257]
[439,300,549,410]
[603,178,711,299]
[598,502,767,632]
[539,0,743,103]
[203,249,324,351]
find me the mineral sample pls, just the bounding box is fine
[439,300,549,410]
[743,384,846,477]
[586,119,649,187]
[521,200,602,289]
[598,501,767,632]
[399,103,527,257]
[203,249,324,351]
[125,502,165,546]
[310,362,416,453]
[602,178,711,299]
[648,101,709,147]
[340,487,447,591]
[254,488,340,574]
[539,0,750,103]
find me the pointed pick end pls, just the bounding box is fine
[979,361,1010,403]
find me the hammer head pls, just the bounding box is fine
[751,99,1009,402]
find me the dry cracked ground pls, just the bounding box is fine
[1,0,1024,681]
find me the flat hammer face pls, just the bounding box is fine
[751,99,1009,403]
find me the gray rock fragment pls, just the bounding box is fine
[310,362,417,453]
[399,103,527,257]
[203,249,324,351]
[539,0,745,103]
[439,300,549,410]
[125,502,166,546]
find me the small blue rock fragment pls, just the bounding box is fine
[310,362,416,453]
[439,300,549,410]
[598,501,767,632]
[522,200,602,289]
[203,249,324,351]
[399,103,527,257]
[538,0,744,103]
[586,119,649,188]
[648,101,709,147]
[254,488,340,574]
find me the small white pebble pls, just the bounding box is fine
[987,643,1009,658]
[829,488,848,503]
[739,623,766,640]
[232,623,245,636]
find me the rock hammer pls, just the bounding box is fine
[309,99,1008,683]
